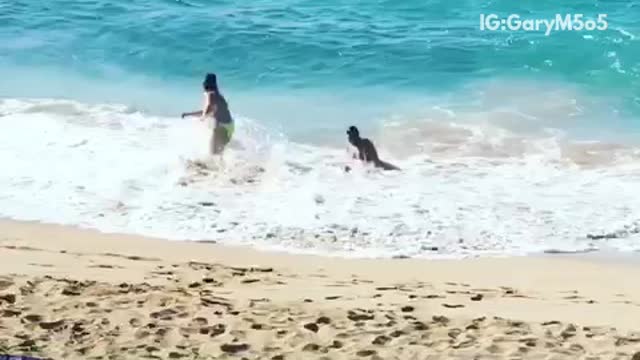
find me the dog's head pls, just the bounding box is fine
[346,126,360,145]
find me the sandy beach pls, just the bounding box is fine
[1,219,639,359]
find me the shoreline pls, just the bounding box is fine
[3,216,637,262]
[1,219,640,359]
[4,216,640,264]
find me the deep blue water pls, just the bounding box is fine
[1,0,639,137]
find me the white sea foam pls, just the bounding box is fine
[2,80,640,259]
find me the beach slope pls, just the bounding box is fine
[0,220,639,359]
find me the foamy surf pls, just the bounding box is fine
[2,81,640,259]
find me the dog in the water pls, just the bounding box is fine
[345,126,399,171]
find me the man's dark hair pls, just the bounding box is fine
[203,73,218,92]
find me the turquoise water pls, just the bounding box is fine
[2,0,639,134]
[2,1,640,258]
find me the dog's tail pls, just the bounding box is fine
[377,160,401,171]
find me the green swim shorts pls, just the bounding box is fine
[218,122,234,140]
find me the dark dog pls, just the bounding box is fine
[346,126,400,171]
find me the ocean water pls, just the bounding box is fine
[1,0,640,258]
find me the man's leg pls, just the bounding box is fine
[211,127,230,155]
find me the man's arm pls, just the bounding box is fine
[181,110,202,118]
[182,92,214,119]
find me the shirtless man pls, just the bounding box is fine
[346,126,400,171]
[181,73,234,155]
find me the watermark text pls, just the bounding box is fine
[480,14,608,36]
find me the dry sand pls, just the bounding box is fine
[1,219,640,359]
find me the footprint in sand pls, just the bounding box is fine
[3,309,22,317]
[446,290,472,295]
[442,303,465,309]
[89,264,125,269]
[347,310,375,322]
[0,278,14,290]
[39,319,66,331]
[28,263,54,268]
[0,293,17,305]
[1,245,41,252]
[419,293,444,299]
[303,323,319,333]
[149,308,178,321]
[101,253,160,262]
[220,342,250,354]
